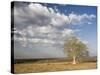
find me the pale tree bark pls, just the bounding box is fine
[72,56,76,64]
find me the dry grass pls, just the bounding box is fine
[14,61,97,74]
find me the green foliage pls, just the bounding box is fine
[64,36,88,58]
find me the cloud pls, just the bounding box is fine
[36,26,53,34]
[14,3,96,28]
[14,35,28,47]
[82,41,88,44]
[68,12,96,25]
[76,37,88,45]
[87,22,92,25]
[62,29,74,37]
[13,2,96,47]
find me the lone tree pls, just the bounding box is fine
[64,36,88,64]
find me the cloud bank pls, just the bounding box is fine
[13,3,96,47]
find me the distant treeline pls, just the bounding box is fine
[14,56,97,64]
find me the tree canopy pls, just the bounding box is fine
[64,36,88,64]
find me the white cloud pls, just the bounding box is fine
[36,26,53,34]
[13,3,96,47]
[87,22,92,25]
[76,37,88,45]
[62,29,74,37]
[14,35,27,47]
[54,6,59,12]
[68,12,96,25]
[42,39,56,44]
[51,13,70,26]
[28,38,56,45]
[81,40,88,45]
[28,38,40,43]
[14,3,96,28]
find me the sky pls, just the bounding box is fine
[12,2,97,59]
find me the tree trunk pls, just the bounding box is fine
[72,56,76,64]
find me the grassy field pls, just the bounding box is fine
[14,60,97,73]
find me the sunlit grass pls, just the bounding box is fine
[14,61,97,73]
